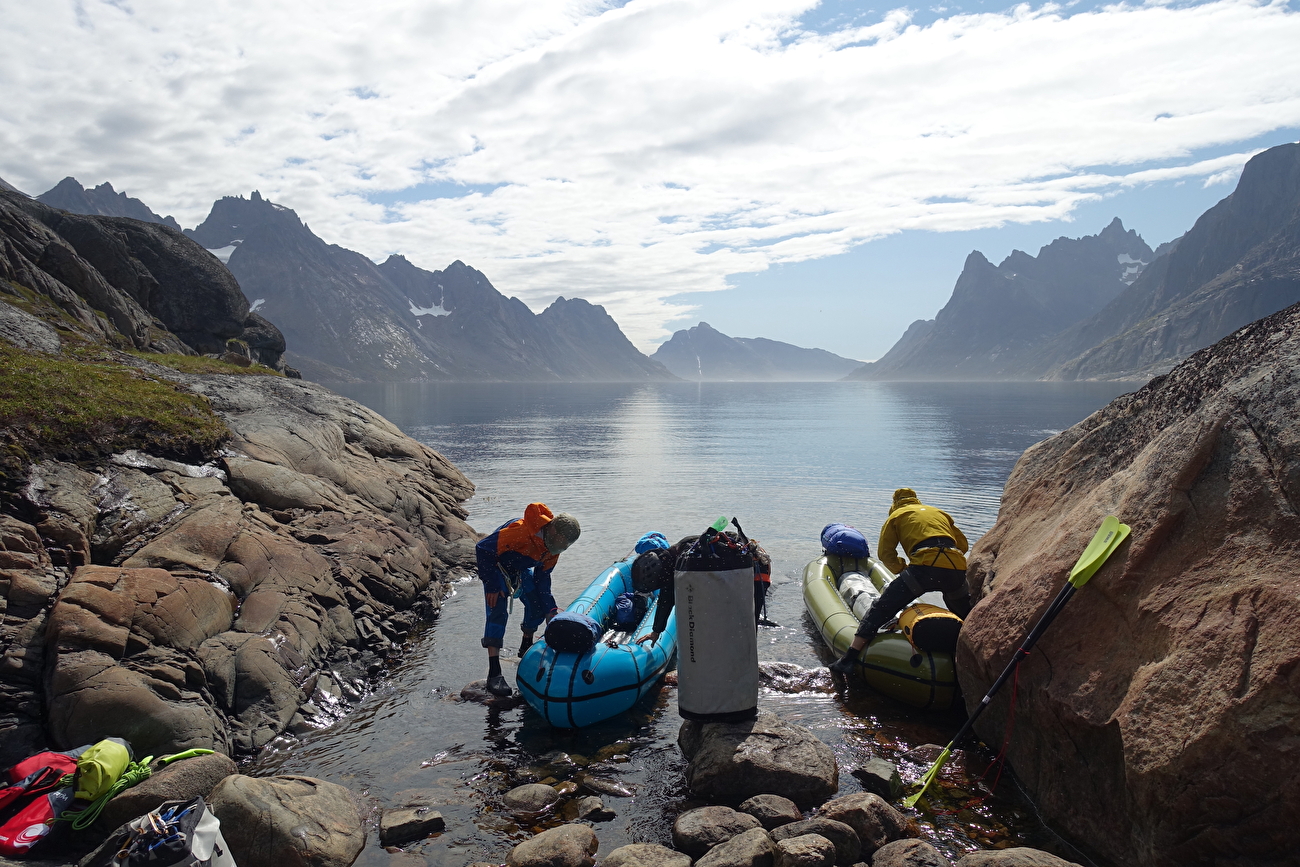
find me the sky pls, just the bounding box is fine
[2,0,1299,360]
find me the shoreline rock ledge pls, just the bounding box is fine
[0,371,478,765]
[960,300,1300,866]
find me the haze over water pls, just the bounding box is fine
[253,381,1133,866]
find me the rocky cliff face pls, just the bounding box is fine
[959,301,1300,867]
[0,189,289,371]
[652,321,861,380]
[186,193,677,383]
[0,366,477,764]
[847,218,1153,380]
[37,177,182,231]
[1044,142,1300,380]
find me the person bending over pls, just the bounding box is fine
[476,503,581,696]
[633,534,697,647]
[830,488,972,674]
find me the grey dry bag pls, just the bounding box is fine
[674,525,759,722]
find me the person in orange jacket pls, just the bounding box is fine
[475,503,581,696]
[830,488,971,674]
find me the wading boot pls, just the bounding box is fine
[829,649,860,675]
[486,674,512,697]
[518,631,534,656]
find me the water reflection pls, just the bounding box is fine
[252,381,1131,865]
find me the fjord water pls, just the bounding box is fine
[252,381,1132,866]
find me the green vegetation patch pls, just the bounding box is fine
[0,342,230,464]
[127,351,284,377]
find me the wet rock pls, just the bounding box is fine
[573,796,614,821]
[97,751,237,830]
[850,758,902,802]
[901,745,944,764]
[505,823,598,867]
[378,806,445,846]
[871,840,952,867]
[696,827,774,867]
[554,781,579,796]
[757,662,833,694]
[815,792,908,857]
[460,679,524,708]
[577,774,634,798]
[503,783,562,814]
[739,794,802,830]
[771,819,860,867]
[960,302,1300,867]
[953,850,1081,867]
[208,774,365,867]
[679,710,838,809]
[601,842,691,867]
[773,834,836,867]
[672,805,763,859]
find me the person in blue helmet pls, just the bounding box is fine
[476,503,581,696]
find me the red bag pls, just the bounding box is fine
[0,750,84,857]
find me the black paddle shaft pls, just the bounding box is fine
[945,581,1078,751]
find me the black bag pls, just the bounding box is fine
[79,797,236,867]
[544,612,602,653]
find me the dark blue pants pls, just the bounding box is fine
[481,570,556,648]
[854,564,971,639]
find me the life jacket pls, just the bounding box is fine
[898,603,963,654]
[0,748,84,857]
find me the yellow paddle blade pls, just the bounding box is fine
[1067,515,1131,589]
[901,744,952,808]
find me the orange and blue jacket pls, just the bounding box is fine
[475,502,560,596]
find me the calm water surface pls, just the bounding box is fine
[252,381,1133,867]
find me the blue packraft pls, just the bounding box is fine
[821,523,871,558]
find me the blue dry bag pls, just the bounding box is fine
[545,612,602,653]
[821,523,871,558]
[611,592,649,630]
[635,532,670,553]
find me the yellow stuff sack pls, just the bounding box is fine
[74,738,132,801]
[899,603,963,654]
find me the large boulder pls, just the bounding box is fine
[679,710,839,809]
[506,824,598,867]
[673,805,763,859]
[208,774,365,867]
[97,751,237,830]
[815,793,909,857]
[960,302,1300,867]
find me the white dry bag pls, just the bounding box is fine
[675,531,759,722]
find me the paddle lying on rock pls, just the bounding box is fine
[902,515,1132,808]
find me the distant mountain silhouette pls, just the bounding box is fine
[186,192,676,382]
[847,218,1154,380]
[37,178,181,230]
[652,321,862,380]
[849,143,1300,381]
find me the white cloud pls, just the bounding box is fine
[2,0,1299,350]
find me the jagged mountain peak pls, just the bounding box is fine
[36,176,181,230]
[185,192,307,248]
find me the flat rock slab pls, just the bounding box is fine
[739,794,802,830]
[696,827,775,867]
[461,679,525,708]
[673,805,763,859]
[679,710,838,810]
[379,806,445,846]
[816,792,908,856]
[871,839,952,867]
[506,824,598,867]
[771,818,860,867]
[602,843,692,867]
[954,849,1083,867]
[774,834,836,867]
[208,774,365,867]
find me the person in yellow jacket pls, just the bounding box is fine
[830,488,973,674]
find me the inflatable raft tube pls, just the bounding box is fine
[803,554,957,711]
[517,556,678,728]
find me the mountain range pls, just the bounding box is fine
[652,321,862,380]
[180,192,675,383]
[848,142,1300,381]
[36,177,182,231]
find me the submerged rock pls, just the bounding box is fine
[379,806,445,846]
[961,301,1300,867]
[503,783,561,815]
[679,710,838,809]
